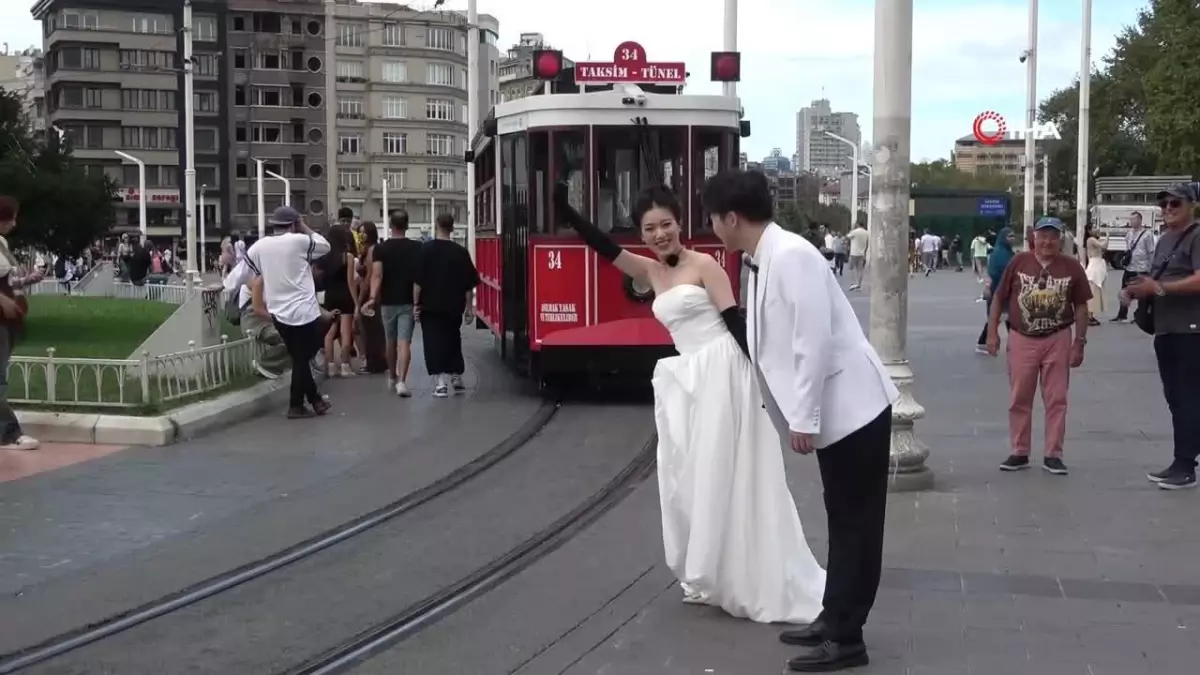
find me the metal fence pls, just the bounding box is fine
[7,334,260,409]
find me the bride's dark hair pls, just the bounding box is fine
[631,185,683,228]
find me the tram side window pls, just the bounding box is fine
[528,131,548,233]
[513,133,529,232]
[501,135,517,233]
[594,125,685,233]
[550,128,586,233]
[474,141,496,233]
[690,128,732,233]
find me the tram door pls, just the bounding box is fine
[500,131,532,373]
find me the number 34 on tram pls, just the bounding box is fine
[468,42,748,389]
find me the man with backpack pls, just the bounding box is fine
[223,259,288,380]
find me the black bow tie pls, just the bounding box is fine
[744,256,758,273]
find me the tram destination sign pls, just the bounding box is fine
[573,41,686,85]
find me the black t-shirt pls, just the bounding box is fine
[373,237,423,306]
[127,248,152,282]
[416,238,480,314]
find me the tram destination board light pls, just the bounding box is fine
[532,49,564,80]
[574,41,687,85]
[710,51,741,82]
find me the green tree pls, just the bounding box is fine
[0,89,116,257]
[910,160,1014,191]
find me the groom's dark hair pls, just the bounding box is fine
[701,170,774,223]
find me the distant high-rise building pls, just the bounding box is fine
[796,98,861,178]
[762,148,790,174]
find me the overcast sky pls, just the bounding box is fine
[0,0,1140,163]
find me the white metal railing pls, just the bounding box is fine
[8,334,260,408]
[111,282,194,305]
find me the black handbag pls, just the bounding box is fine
[1134,223,1198,335]
[1120,230,1146,269]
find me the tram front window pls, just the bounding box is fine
[527,128,586,235]
[690,128,737,233]
[594,126,686,233]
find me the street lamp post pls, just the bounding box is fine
[825,130,859,230]
[381,177,390,240]
[722,0,738,98]
[253,158,266,240]
[265,169,291,207]
[466,0,479,262]
[199,184,207,275]
[1022,0,1040,243]
[1042,154,1049,216]
[1075,0,1092,246]
[182,0,198,288]
[114,150,147,245]
[870,0,932,491]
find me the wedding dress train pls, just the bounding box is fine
[651,284,826,624]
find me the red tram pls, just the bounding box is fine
[469,43,747,387]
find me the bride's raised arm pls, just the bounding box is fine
[554,183,654,280]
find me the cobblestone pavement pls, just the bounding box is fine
[554,269,1199,675]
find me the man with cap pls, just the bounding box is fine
[986,217,1092,475]
[233,205,332,418]
[1124,182,1200,490]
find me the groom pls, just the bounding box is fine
[704,170,899,672]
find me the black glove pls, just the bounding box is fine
[554,182,621,262]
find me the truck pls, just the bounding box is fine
[1090,204,1162,268]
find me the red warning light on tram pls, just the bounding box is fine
[710,51,741,82]
[532,49,563,80]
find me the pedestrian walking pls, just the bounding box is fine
[415,214,479,398]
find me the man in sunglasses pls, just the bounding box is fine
[986,217,1092,476]
[1124,182,1200,490]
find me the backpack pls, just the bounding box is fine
[54,256,68,279]
[225,287,244,326]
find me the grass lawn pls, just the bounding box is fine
[7,296,256,414]
[16,295,176,359]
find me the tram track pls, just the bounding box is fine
[0,400,560,674]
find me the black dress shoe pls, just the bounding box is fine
[779,620,827,647]
[787,640,869,672]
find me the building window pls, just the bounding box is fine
[338,97,363,116]
[192,53,218,77]
[336,60,364,79]
[250,123,285,143]
[58,47,101,70]
[336,22,363,47]
[194,91,217,112]
[461,103,468,123]
[383,168,406,190]
[382,23,403,47]
[425,63,453,86]
[427,168,453,191]
[427,133,453,156]
[382,132,407,155]
[121,127,177,150]
[425,98,453,121]
[460,68,467,88]
[131,15,171,34]
[194,16,217,42]
[339,133,362,155]
[61,11,99,29]
[252,87,286,107]
[381,61,407,83]
[194,128,217,152]
[426,28,454,51]
[382,96,406,119]
[258,51,283,70]
[120,50,173,70]
[339,169,363,189]
[121,89,176,110]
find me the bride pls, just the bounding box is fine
[555,184,825,624]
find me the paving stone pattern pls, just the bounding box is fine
[559,270,1200,675]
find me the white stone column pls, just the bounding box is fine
[868,0,932,491]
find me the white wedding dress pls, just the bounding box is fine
[651,284,826,624]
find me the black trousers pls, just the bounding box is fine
[815,406,891,644]
[1154,333,1200,471]
[421,310,464,376]
[273,318,323,408]
[1113,270,1142,320]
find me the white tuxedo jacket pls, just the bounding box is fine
[746,223,899,449]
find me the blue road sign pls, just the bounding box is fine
[978,197,1007,216]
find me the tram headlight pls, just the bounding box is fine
[623,274,655,303]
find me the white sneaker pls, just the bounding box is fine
[394,380,412,397]
[339,363,355,377]
[1,435,40,451]
[327,364,338,378]
[450,375,465,393]
[433,375,449,398]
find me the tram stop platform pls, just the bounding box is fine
[367,272,1200,675]
[0,332,544,653]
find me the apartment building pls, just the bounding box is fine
[952,134,1045,203]
[795,98,861,178]
[330,0,499,240]
[498,32,574,103]
[32,0,227,242]
[224,1,327,234]
[0,46,46,140]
